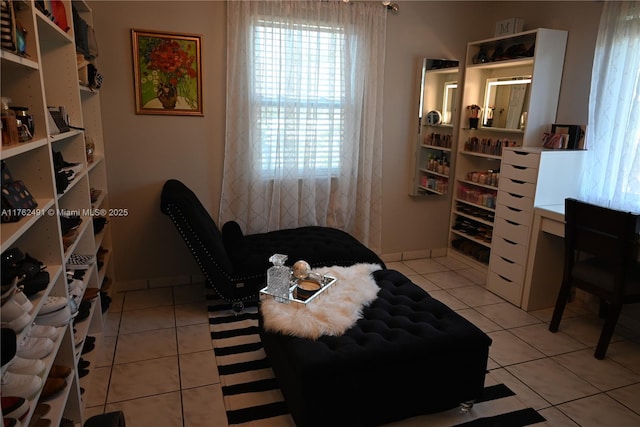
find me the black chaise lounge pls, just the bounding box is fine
[160,179,384,308]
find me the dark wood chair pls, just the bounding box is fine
[549,198,640,359]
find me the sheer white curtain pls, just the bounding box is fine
[580,0,640,212]
[220,0,386,252]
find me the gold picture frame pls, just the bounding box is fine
[132,29,203,116]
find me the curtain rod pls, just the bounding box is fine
[340,1,400,15]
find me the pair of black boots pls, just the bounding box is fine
[52,150,81,194]
[1,248,49,297]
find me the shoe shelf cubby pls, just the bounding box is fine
[2,1,113,425]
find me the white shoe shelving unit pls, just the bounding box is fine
[1,0,112,424]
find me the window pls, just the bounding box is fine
[581,1,640,212]
[253,18,345,178]
[221,0,385,246]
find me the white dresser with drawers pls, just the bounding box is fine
[487,147,586,307]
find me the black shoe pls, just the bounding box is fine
[74,308,91,323]
[79,368,90,378]
[81,341,95,355]
[1,328,17,367]
[60,215,82,236]
[93,217,108,234]
[20,270,50,296]
[78,358,90,369]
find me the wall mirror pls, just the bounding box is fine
[442,80,458,125]
[418,58,459,128]
[482,75,531,130]
[410,58,459,197]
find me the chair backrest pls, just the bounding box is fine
[564,198,640,290]
[160,179,255,302]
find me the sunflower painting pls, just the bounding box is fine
[132,30,203,116]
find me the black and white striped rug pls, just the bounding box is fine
[208,298,546,427]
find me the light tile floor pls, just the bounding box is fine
[84,257,640,426]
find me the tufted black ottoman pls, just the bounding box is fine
[259,269,492,427]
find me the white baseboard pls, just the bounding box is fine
[113,274,204,292]
[380,248,449,263]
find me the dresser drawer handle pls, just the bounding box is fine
[513,165,527,170]
[502,238,517,245]
[498,274,513,282]
[508,192,524,199]
[506,219,519,225]
[500,256,515,264]
[507,206,522,212]
[509,179,526,184]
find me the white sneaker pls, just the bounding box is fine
[35,304,71,327]
[28,324,60,340]
[11,290,33,313]
[16,336,55,359]
[2,311,32,333]
[67,279,83,295]
[7,355,46,376]
[38,296,68,315]
[1,371,43,399]
[1,298,28,323]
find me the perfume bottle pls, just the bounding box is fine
[267,254,291,303]
[1,97,19,146]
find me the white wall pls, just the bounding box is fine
[91,1,603,289]
[92,0,226,289]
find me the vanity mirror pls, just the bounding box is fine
[410,58,459,196]
[482,75,531,129]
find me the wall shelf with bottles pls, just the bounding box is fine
[410,58,459,197]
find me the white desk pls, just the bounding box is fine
[521,204,566,311]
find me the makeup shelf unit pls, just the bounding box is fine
[448,29,569,273]
[410,58,459,196]
[1,0,112,424]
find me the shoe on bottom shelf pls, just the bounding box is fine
[7,355,46,376]
[30,416,53,427]
[48,364,72,379]
[1,328,17,367]
[2,418,22,427]
[35,304,72,328]
[33,403,51,419]
[0,371,43,399]
[38,296,68,315]
[2,311,31,334]
[66,254,95,270]
[78,358,90,369]
[40,377,67,400]
[1,298,31,333]
[27,324,60,341]
[16,336,55,360]
[81,340,95,355]
[1,396,30,420]
[82,288,99,302]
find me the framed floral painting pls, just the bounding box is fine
[132,29,203,116]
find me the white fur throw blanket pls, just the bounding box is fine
[261,263,382,340]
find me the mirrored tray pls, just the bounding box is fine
[260,274,337,306]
